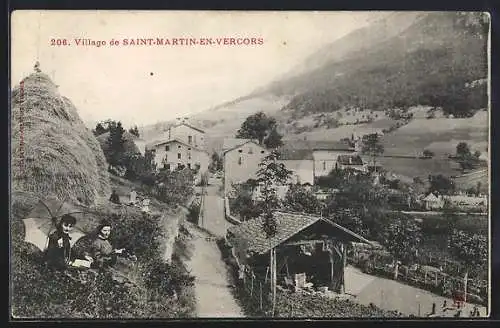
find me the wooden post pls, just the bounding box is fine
[251,273,254,297]
[342,243,347,294]
[330,251,334,291]
[424,270,428,285]
[394,261,399,280]
[464,271,468,304]
[259,282,263,310]
[435,272,439,287]
[271,247,277,317]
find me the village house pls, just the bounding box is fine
[146,138,210,176]
[223,140,269,195]
[311,141,357,177]
[226,211,373,294]
[277,147,315,185]
[166,121,206,150]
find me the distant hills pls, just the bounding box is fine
[262,12,488,118]
[141,12,489,158]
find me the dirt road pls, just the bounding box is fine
[185,223,244,317]
[185,179,243,317]
[345,266,488,317]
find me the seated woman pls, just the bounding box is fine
[45,214,79,270]
[85,219,125,270]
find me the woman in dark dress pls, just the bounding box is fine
[45,214,77,270]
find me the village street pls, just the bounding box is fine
[184,178,244,317]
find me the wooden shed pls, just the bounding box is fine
[226,211,374,294]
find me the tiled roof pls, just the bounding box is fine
[223,140,265,155]
[227,211,372,256]
[284,139,354,151]
[171,122,205,133]
[222,138,255,150]
[277,147,314,160]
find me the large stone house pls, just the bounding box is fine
[165,122,206,150]
[147,138,209,177]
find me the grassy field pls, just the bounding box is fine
[382,111,488,156]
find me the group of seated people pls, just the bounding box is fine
[44,214,130,272]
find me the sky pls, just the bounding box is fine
[11,11,377,128]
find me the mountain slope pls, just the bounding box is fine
[269,12,488,117]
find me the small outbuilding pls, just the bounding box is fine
[226,211,374,294]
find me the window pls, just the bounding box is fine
[165,145,170,151]
[248,147,253,154]
[238,149,243,153]
[261,150,265,154]
[323,161,326,170]
[188,152,192,160]
[188,136,193,144]
[178,153,181,159]
[188,148,191,151]
[165,163,171,170]
[178,145,181,149]
[238,156,242,165]
[187,163,191,169]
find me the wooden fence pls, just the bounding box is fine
[348,249,488,306]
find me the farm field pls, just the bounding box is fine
[382,111,488,156]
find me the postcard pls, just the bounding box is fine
[10,10,490,319]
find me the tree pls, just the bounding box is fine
[422,149,434,158]
[381,217,422,264]
[448,229,488,276]
[361,133,384,171]
[209,152,223,173]
[428,174,455,195]
[236,111,278,146]
[106,121,126,167]
[129,126,140,138]
[264,126,284,149]
[283,184,322,214]
[455,142,479,171]
[456,142,471,159]
[93,122,108,136]
[256,151,293,237]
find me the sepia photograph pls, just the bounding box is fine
[10,10,490,319]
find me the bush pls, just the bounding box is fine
[186,200,201,224]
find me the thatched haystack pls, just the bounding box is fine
[11,72,110,205]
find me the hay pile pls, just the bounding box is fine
[11,72,110,205]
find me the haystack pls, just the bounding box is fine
[11,72,111,205]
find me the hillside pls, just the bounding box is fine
[11,72,111,205]
[274,12,487,118]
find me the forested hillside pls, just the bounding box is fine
[267,12,488,118]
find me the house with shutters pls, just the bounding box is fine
[223,139,269,195]
[146,138,209,176]
[166,122,206,150]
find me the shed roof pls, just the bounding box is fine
[227,211,373,256]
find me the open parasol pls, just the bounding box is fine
[22,196,91,251]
